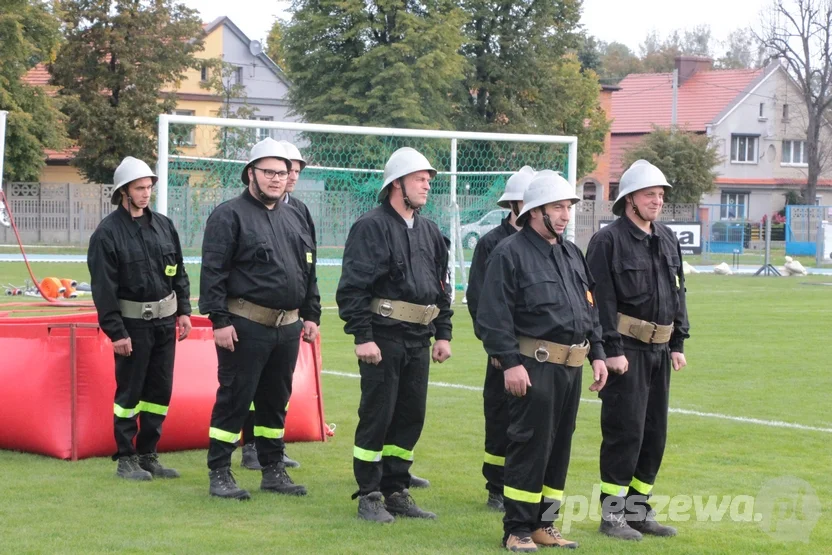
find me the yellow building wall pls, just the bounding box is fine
[171,98,222,158]
[166,25,223,95]
[39,164,87,184]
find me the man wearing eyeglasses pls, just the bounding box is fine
[199,138,321,500]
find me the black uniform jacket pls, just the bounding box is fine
[336,200,453,347]
[585,215,690,356]
[88,204,191,342]
[476,225,605,369]
[199,189,321,329]
[286,193,316,246]
[466,215,516,339]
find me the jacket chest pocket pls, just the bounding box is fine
[160,242,178,277]
[664,253,681,290]
[239,234,274,272]
[518,270,566,313]
[119,248,146,288]
[613,256,651,299]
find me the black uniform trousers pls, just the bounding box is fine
[503,356,582,537]
[113,317,176,459]
[483,359,509,495]
[207,315,302,470]
[353,336,430,497]
[599,343,671,514]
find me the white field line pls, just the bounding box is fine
[322,370,832,434]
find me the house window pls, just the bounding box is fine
[720,191,749,220]
[782,140,808,165]
[171,109,196,147]
[730,135,758,164]
[783,104,790,121]
[759,103,764,117]
[200,64,208,82]
[234,66,243,85]
[255,116,273,141]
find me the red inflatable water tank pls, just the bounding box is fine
[0,312,327,460]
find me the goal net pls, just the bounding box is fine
[157,115,577,305]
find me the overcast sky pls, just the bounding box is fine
[185,0,772,54]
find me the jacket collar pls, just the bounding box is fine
[381,198,419,227]
[115,203,160,237]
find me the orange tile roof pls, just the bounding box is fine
[22,63,51,86]
[44,147,79,162]
[611,68,764,134]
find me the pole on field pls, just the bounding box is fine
[816,211,824,267]
[566,138,578,243]
[754,214,780,276]
[156,114,169,216]
[0,110,10,227]
[449,138,458,302]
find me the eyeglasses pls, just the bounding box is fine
[253,167,289,180]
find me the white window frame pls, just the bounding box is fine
[781,139,808,166]
[255,116,274,141]
[720,191,749,220]
[730,134,759,164]
[171,109,196,146]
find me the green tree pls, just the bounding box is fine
[597,41,643,83]
[456,0,582,129]
[716,27,766,69]
[51,0,204,184]
[283,0,467,129]
[0,0,66,182]
[199,59,257,160]
[623,126,721,203]
[266,18,287,71]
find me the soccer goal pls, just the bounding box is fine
[156,115,577,304]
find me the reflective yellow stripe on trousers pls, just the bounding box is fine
[504,486,542,504]
[382,444,414,461]
[209,427,241,444]
[353,446,382,462]
[484,452,506,466]
[253,426,284,439]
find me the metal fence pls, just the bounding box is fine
[0,182,704,251]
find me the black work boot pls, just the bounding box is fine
[283,452,300,468]
[628,509,677,537]
[116,455,152,481]
[260,462,307,496]
[209,466,251,500]
[241,442,262,470]
[487,491,505,511]
[410,474,430,488]
[138,453,180,478]
[357,491,395,523]
[599,510,643,540]
[384,489,436,519]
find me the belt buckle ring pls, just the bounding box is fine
[421,304,436,325]
[141,304,154,321]
[648,322,659,343]
[378,300,394,318]
[534,344,550,363]
[274,309,286,327]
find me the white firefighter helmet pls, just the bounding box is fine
[613,159,672,216]
[379,147,437,202]
[516,170,580,225]
[278,140,306,170]
[497,166,536,208]
[111,156,158,205]
[241,137,291,185]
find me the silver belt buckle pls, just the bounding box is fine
[378,300,394,318]
[421,304,437,325]
[141,303,155,320]
[274,309,287,327]
[534,343,550,363]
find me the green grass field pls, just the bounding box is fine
[1,262,830,553]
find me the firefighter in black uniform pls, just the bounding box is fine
[466,166,535,512]
[199,138,321,500]
[337,147,453,523]
[477,170,608,552]
[586,159,689,540]
[238,140,310,472]
[88,156,192,481]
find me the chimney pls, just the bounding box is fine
[675,55,713,85]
